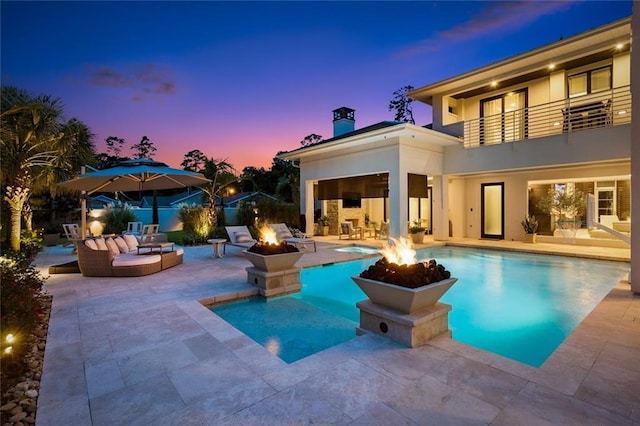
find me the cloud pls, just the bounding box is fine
[396,1,576,58]
[85,63,176,101]
[86,66,131,88]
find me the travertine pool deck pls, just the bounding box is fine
[33,238,638,425]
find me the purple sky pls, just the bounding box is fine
[1,1,632,172]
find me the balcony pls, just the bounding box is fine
[462,86,631,148]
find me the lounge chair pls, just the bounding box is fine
[124,221,143,236]
[137,224,160,243]
[339,221,363,240]
[270,223,317,252]
[225,226,257,254]
[62,223,82,253]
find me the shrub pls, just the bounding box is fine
[254,198,299,227]
[236,201,257,227]
[103,202,138,234]
[0,256,47,336]
[177,203,212,243]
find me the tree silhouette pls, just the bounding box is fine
[300,133,323,146]
[181,149,208,172]
[131,135,157,159]
[388,85,415,124]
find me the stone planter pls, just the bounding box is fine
[244,250,304,272]
[409,232,425,244]
[351,276,457,314]
[523,233,537,244]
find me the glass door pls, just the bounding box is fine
[481,183,504,239]
[597,187,615,220]
[481,90,527,144]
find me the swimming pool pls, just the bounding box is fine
[211,246,629,366]
[333,245,380,255]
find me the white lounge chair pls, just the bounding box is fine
[270,223,317,252]
[225,226,257,254]
[62,223,82,253]
[124,221,143,236]
[138,224,160,243]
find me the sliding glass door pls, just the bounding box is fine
[481,90,527,144]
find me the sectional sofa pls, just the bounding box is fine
[75,234,183,277]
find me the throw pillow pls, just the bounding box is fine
[235,231,253,243]
[95,238,108,251]
[276,229,293,240]
[105,238,120,256]
[114,236,129,254]
[123,234,139,250]
[85,239,98,250]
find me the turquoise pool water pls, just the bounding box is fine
[333,246,380,254]
[211,247,629,366]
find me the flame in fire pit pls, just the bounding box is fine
[380,237,417,265]
[259,224,278,245]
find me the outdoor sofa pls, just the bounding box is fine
[76,234,183,277]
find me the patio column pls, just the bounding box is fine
[630,2,639,292]
[304,179,315,235]
[388,171,407,238]
[431,175,449,241]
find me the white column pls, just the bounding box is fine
[305,180,315,236]
[630,2,639,292]
[431,175,449,241]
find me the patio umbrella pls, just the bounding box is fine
[58,158,211,235]
[58,158,210,193]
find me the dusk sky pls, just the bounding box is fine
[1,1,633,172]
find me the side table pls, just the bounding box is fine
[207,238,227,258]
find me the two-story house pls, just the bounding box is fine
[279,17,632,247]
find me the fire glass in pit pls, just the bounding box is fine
[360,257,451,289]
[247,241,299,255]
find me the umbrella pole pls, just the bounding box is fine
[81,166,87,238]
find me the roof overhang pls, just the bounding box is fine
[278,123,460,163]
[409,17,631,104]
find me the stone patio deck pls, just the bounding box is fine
[33,238,638,425]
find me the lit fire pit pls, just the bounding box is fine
[244,224,303,297]
[352,237,457,347]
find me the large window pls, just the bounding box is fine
[568,66,611,98]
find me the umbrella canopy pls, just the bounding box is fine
[58,158,211,194]
[58,158,211,238]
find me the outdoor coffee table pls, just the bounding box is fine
[137,242,174,254]
[207,238,227,258]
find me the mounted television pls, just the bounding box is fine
[342,192,361,208]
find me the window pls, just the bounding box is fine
[568,66,611,98]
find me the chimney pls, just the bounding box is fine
[333,107,355,137]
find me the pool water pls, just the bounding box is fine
[333,246,380,255]
[211,247,629,366]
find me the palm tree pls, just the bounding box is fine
[1,86,64,250]
[200,158,236,227]
[31,117,97,223]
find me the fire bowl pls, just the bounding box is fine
[243,250,304,272]
[351,276,457,314]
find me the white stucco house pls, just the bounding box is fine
[280,17,633,252]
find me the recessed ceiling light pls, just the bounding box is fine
[616,43,624,50]
[490,81,497,87]
[548,64,555,70]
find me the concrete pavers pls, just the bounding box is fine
[33,241,637,425]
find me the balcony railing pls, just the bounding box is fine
[462,86,631,148]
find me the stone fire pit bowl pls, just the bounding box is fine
[244,250,304,272]
[351,276,458,314]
